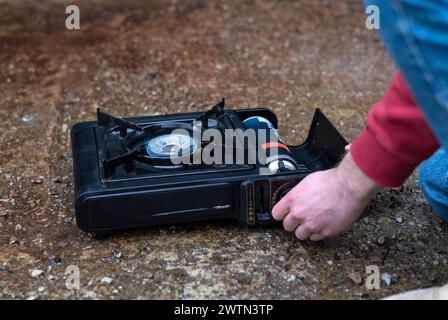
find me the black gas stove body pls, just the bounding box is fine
[71,100,347,238]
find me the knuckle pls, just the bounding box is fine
[303,224,313,234]
[291,210,303,220]
[305,220,318,232]
[282,219,292,231]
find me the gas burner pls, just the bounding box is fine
[71,99,347,238]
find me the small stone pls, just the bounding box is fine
[52,177,63,184]
[31,178,43,184]
[84,291,97,299]
[145,72,157,81]
[326,260,333,266]
[190,269,200,277]
[58,240,69,248]
[395,242,415,254]
[38,286,46,293]
[9,236,19,245]
[381,273,392,286]
[287,275,297,283]
[0,264,7,271]
[359,244,369,251]
[30,269,44,278]
[61,154,72,161]
[101,276,113,284]
[0,210,7,218]
[353,292,369,300]
[50,256,62,264]
[234,272,252,284]
[396,216,403,223]
[377,236,385,245]
[113,250,122,259]
[348,272,363,285]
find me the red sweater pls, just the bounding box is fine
[350,72,439,187]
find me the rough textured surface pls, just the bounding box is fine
[0,0,447,300]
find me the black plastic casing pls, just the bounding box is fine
[71,108,347,238]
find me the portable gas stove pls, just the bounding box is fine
[71,99,347,238]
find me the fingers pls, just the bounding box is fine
[295,224,312,240]
[308,233,326,241]
[345,144,352,152]
[282,212,302,232]
[272,197,290,221]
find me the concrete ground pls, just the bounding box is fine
[0,0,447,300]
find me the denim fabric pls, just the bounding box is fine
[419,149,448,222]
[364,0,448,220]
[364,0,448,149]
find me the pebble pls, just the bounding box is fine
[9,236,19,245]
[58,240,69,248]
[38,286,46,293]
[145,72,157,81]
[0,210,7,218]
[30,269,44,278]
[0,264,7,271]
[348,272,363,285]
[396,216,403,223]
[287,275,297,283]
[31,178,43,184]
[101,276,113,284]
[50,256,62,264]
[381,273,392,286]
[326,260,333,266]
[190,269,200,277]
[353,292,369,299]
[359,244,369,251]
[62,154,72,161]
[113,250,122,259]
[84,291,97,299]
[235,272,252,284]
[377,236,385,245]
[395,242,415,254]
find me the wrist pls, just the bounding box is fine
[336,151,382,201]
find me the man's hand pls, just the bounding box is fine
[272,152,382,241]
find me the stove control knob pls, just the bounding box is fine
[271,182,297,208]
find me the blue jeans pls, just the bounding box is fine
[364,0,448,221]
[419,149,448,222]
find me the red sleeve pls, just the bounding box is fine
[350,72,439,187]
